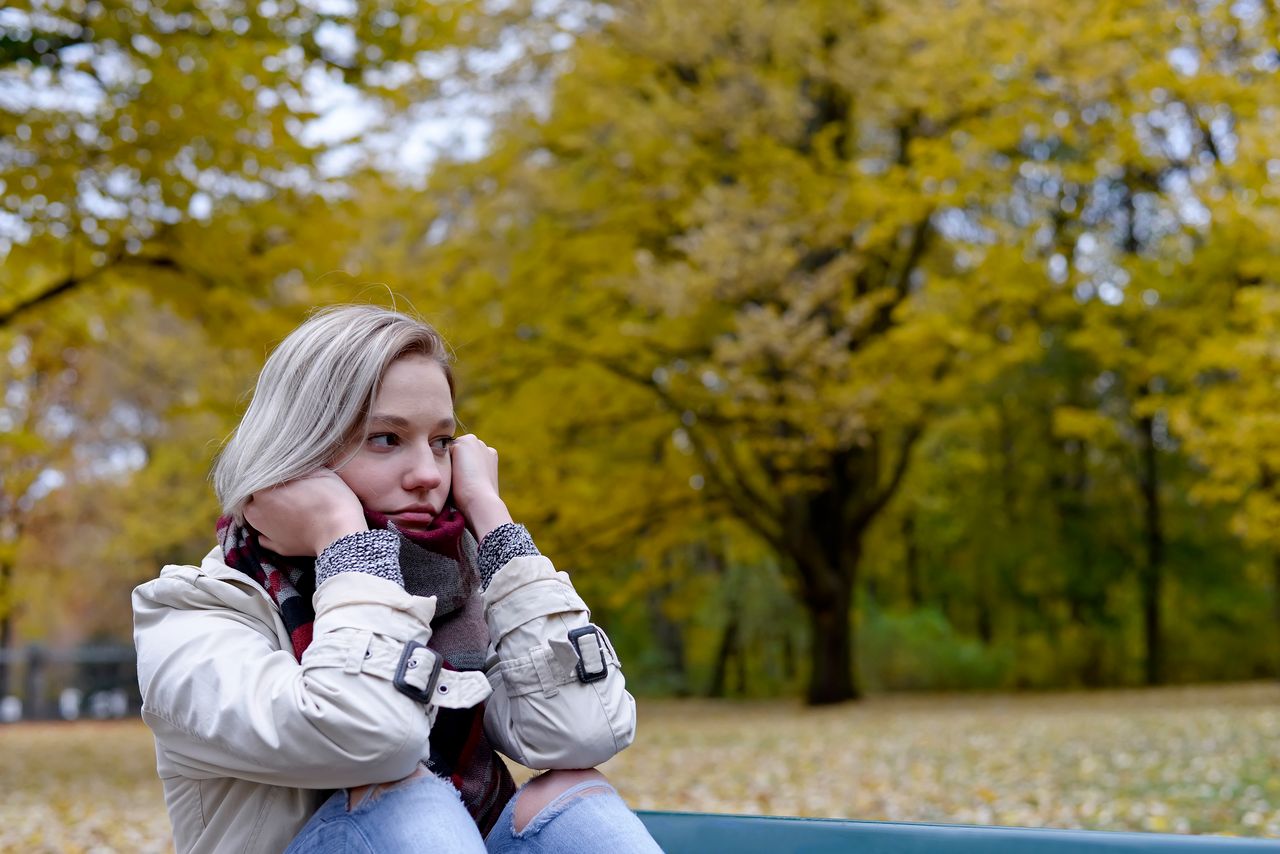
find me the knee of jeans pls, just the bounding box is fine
[512,779,617,837]
[347,765,437,813]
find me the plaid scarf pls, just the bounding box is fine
[216,509,516,835]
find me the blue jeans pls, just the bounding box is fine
[285,771,663,853]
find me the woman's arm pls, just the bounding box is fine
[447,435,637,769]
[134,566,456,789]
[477,532,635,770]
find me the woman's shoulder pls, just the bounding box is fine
[133,545,272,617]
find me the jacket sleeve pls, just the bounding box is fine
[133,568,478,789]
[481,555,636,769]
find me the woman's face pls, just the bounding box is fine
[333,354,455,533]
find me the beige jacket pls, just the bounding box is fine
[133,547,635,854]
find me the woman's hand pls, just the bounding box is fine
[245,469,368,556]
[449,434,513,541]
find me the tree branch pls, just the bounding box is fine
[0,271,102,328]
[1,252,216,328]
[554,492,717,562]
[854,422,924,529]
[547,339,787,548]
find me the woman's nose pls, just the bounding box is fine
[402,447,444,491]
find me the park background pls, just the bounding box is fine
[1,0,1279,847]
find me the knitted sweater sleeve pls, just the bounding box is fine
[476,523,540,591]
[313,524,539,591]
[315,530,403,586]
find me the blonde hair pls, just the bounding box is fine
[212,304,453,520]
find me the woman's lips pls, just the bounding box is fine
[389,510,436,528]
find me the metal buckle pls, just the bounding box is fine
[567,625,609,683]
[394,641,442,702]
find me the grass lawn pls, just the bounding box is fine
[2,683,1277,852]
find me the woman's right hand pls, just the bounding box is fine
[244,469,368,556]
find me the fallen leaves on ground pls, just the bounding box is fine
[1,683,1276,852]
[0,720,172,853]
[599,683,1280,837]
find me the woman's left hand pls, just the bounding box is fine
[449,434,514,541]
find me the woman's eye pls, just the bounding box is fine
[368,433,398,448]
[430,436,455,453]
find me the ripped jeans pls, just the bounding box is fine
[284,770,663,853]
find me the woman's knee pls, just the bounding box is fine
[290,771,486,854]
[513,768,613,833]
[346,764,433,812]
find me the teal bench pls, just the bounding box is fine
[636,812,1280,852]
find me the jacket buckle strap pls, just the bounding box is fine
[394,640,442,702]
[567,624,609,683]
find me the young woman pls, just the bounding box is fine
[133,305,661,853]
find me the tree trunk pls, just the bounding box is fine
[802,574,857,704]
[0,561,11,699]
[975,563,994,645]
[785,440,905,705]
[1273,554,1280,682]
[1138,414,1165,685]
[719,432,912,704]
[646,588,688,695]
[708,614,739,698]
[902,513,923,608]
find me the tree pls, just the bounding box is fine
[1171,197,1280,676]
[8,0,1278,701]
[0,0,570,326]
[389,0,1026,702]
[381,0,1280,702]
[0,322,78,696]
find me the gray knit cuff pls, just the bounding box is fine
[316,530,403,587]
[478,523,540,590]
